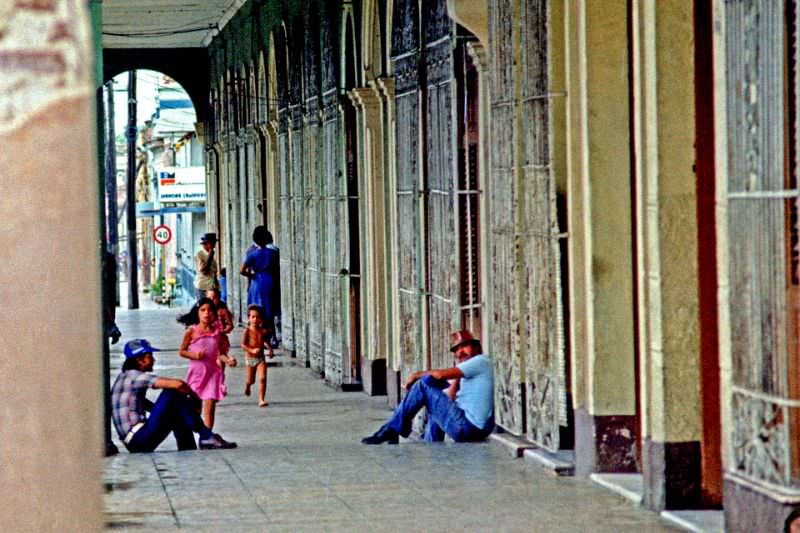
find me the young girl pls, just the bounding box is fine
[206,288,234,333]
[179,297,237,429]
[240,304,274,407]
[206,288,234,369]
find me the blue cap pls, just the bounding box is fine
[123,338,161,359]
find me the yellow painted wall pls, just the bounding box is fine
[631,0,701,443]
[566,0,637,416]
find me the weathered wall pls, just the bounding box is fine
[0,1,102,529]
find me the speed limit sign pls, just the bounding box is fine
[153,224,172,245]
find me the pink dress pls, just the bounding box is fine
[185,324,227,401]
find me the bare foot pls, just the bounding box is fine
[258,401,269,407]
[244,383,251,397]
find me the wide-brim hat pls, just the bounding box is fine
[450,329,480,352]
[200,232,217,244]
[124,338,161,358]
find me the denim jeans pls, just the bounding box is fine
[127,390,214,452]
[385,375,493,443]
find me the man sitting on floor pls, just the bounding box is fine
[362,330,494,444]
[111,338,236,452]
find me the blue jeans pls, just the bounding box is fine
[127,390,214,452]
[385,375,493,443]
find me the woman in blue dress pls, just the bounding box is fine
[241,226,280,320]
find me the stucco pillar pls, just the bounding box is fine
[348,86,388,396]
[630,0,703,511]
[565,0,638,476]
[372,76,403,406]
[465,41,491,353]
[0,2,102,529]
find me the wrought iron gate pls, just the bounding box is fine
[488,0,567,451]
[289,28,308,363]
[392,0,426,374]
[424,1,459,370]
[305,27,324,375]
[275,29,295,353]
[321,14,348,385]
[724,0,800,493]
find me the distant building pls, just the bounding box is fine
[139,74,204,306]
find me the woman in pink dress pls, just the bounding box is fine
[179,297,237,429]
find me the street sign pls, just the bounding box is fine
[153,224,172,245]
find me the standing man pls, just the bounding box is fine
[361,330,494,444]
[111,338,237,452]
[194,233,218,301]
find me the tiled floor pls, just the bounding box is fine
[104,306,679,532]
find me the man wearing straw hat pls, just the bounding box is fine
[194,232,219,301]
[361,330,494,444]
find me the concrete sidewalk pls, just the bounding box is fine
[104,305,677,532]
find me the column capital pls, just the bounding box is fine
[369,76,394,102]
[348,87,382,111]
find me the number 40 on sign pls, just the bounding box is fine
[153,225,172,245]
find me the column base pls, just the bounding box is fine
[338,382,363,392]
[642,438,702,510]
[360,357,387,396]
[574,408,638,477]
[386,369,401,408]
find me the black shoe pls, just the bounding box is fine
[109,324,121,345]
[199,434,237,449]
[361,426,399,445]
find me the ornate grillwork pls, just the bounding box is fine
[391,0,460,375]
[305,119,323,374]
[277,127,294,351]
[322,98,345,383]
[724,0,799,492]
[425,7,458,371]
[488,0,523,435]
[732,390,790,486]
[392,0,424,374]
[487,0,566,449]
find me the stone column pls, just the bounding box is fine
[630,0,703,511]
[464,41,490,352]
[372,76,401,405]
[565,0,638,476]
[0,2,102,529]
[352,83,394,396]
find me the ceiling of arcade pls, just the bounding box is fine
[102,1,489,49]
[102,0,244,48]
